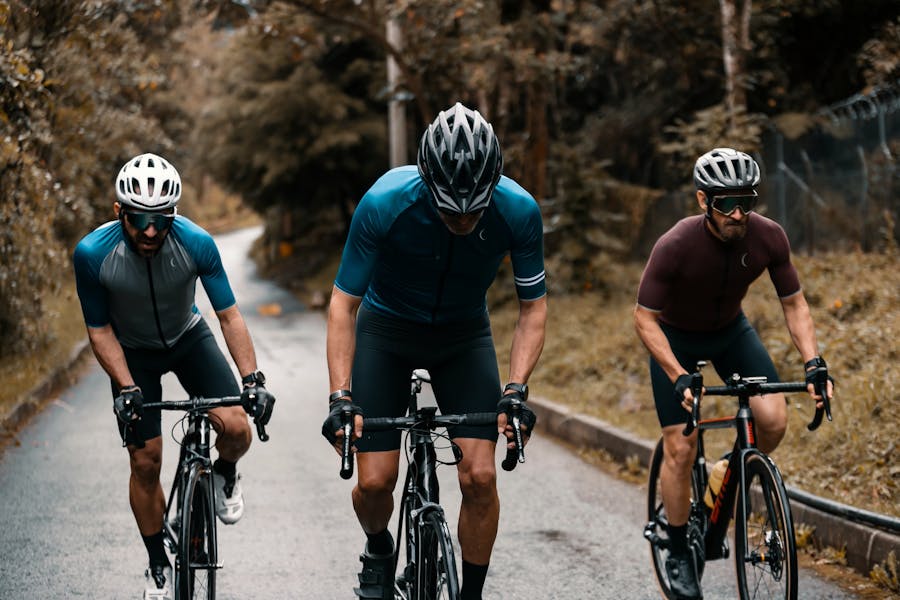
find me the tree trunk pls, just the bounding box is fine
[720,0,751,131]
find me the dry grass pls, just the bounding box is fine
[490,251,900,518]
[0,276,86,415]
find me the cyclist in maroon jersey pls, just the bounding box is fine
[633,148,834,600]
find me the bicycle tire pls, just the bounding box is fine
[175,464,217,600]
[416,511,459,600]
[734,451,797,600]
[646,438,706,600]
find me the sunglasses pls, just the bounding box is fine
[710,192,758,216]
[123,210,175,232]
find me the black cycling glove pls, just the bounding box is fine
[241,371,275,425]
[497,392,537,433]
[673,373,695,404]
[113,385,144,423]
[321,399,363,445]
[804,356,833,392]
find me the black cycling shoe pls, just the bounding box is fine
[353,542,396,600]
[665,551,703,600]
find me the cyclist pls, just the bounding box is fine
[633,147,833,600]
[322,103,547,600]
[72,153,275,600]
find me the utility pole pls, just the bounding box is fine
[386,10,406,167]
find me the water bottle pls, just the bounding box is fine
[704,459,728,509]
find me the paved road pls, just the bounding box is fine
[0,227,855,599]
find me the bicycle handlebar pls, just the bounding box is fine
[681,368,833,436]
[338,410,523,480]
[141,396,270,442]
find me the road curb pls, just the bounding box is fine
[529,395,900,578]
[0,339,91,438]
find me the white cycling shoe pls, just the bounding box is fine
[213,471,244,524]
[143,565,172,600]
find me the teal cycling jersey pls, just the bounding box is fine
[73,216,236,349]
[335,166,546,324]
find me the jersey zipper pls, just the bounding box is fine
[145,258,170,349]
[431,234,455,324]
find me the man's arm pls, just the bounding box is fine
[326,287,363,393]
[216,304,258,378]
[778,291,819,363]
[506,296,547,385]
[633,304,687,383]
[86,325,135,390]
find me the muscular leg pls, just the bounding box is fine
[209,405,252,462]
[353,450,401,534]
[128,436,166,535]
[455,438,499,564]
[749,392,787,454]
[660,425,698,527]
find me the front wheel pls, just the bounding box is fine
[416,510,459,600]
[175,465,217,600]
[734,451,796,600]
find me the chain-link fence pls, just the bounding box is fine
[757,81,900,254]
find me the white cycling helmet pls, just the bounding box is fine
[115,153,182,210]
[693,147,760,191]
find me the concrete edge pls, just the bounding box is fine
[0,338,92,437]
[529,395,900,577]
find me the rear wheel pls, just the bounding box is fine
[175,465,217,599]
[646,438,706,599]
[416,511,459,600]
[734,451,796,600]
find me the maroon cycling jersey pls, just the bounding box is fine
[637,214,801,332]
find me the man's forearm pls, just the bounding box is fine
[218,306,258,377]
[633,305,685,382]
[781,293,819,362]
[326,287,360,392]
[87,325,134,389]
[507,297,547,384]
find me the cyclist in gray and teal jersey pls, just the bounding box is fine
[323,103,547,600]
[73,153,275,600]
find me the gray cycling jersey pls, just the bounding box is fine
[73,217,236,349]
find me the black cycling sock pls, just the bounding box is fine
[141,530,170,568]
[668,523,689,555]
[365,529,393,555]
[460,560,489,600]
[213,458,236,480]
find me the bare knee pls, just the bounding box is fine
[662,430,696,475]
[129,443,162,488]
[212,407,252,448]
[752,394,787,453]
[356,467,398,499]
[458,462,497,503]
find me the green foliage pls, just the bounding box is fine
[0,0,186,356]
[195,3,387,233]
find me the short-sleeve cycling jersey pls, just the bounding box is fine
[73,216,236,349]
[637,214,800,332]
[335,166,545,324]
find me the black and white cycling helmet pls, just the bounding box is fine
[115,153,182,210]
[417,102,502,214]
[693,147,760,191]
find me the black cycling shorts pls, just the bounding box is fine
[650,313,780,428]
[352,305,501,452]
[112,319,240,445]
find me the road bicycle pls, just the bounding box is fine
[135,396,269,600]
[644,361,832,600]
[337,370,525,600]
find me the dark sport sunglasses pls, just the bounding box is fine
[123,210,175,232]
[710,191,758,216]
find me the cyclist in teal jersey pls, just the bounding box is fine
[634,148,834,600]
[322,103,547,600]
[73,153,275,600]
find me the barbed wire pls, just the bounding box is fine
[818,79,900,123]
